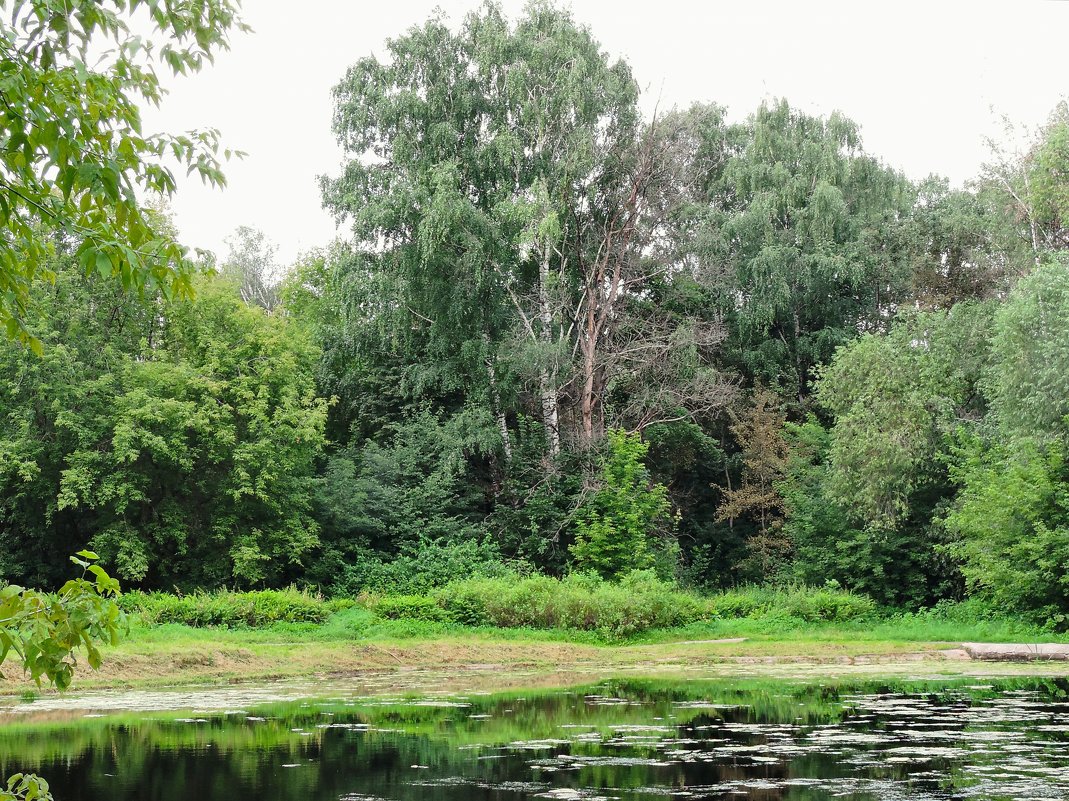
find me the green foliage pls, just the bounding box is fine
[0,266,328,589]
[906,177,1021,306]
[432,571,708,638]
[943,434,1069,626]
[571,431,674,579]
[1,552,124,801]
[1,773,50,801]
[5,4,1069,638]
[119,588,331,628]
[934,259,1069,626]
[987,257,1069,440]
[708,584,877,623]
[702,99,915,401]
[489,419,585,571]
[318,0,729,466]
[322,539,518,598]
[308,410,499,592]
[789,304,994,606]
[778,416,959,607]
[314,411,491,551]
[364,573,875,638]
[1030,116,1069,243]
[879,598,1050,643]
[817,303,993,530]
[0,551,124,688]
[779,417,851,571]
[366,594,450,623]
[644,421,737,592]
[0,0,247,349]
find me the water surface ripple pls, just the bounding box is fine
[2,679,1068,800]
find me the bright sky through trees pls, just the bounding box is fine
[142,0,1069,263]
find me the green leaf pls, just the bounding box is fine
[94,251,112,279]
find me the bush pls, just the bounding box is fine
[120,588,330,628]
[787,587,877,622]
[707,585,876,623]
[708,589,763,619]
[570,431,673,579]
[327,539,523,597]
[944,434,1069,628]
[367,594,449,622]
[366,574,874,637]
[432,570,708,638]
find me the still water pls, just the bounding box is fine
[2,678,1068,800]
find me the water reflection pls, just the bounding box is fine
[1,678,1067,800]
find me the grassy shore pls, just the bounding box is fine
[4,606,1068,694]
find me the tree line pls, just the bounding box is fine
[3,3,1069,623]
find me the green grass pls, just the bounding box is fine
[121,600,1069,649]
[637,617,1068,645]
[16,594,1066,693]
[125,607,615,646]
[113,579,1069,647]
[119,587,340,628]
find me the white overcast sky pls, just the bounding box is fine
[142,0,1069,264]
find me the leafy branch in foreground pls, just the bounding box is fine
[0,0,249,350]
[0,550,125,801]
[1,773,50,801]
[0,550,125,688]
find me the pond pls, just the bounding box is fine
[1,677,1068,800]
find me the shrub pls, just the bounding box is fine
[707,585,876,623]
[432,580,492,626]
[786,587,877,622]
[368,594,449,622]
[120,588,330,628]
[432,570,709,638]
[327,539,522,597]
[571,431,674,579]
[707,590,763,619]
[944,434,1069,627]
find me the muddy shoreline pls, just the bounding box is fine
[3,636,1068,699]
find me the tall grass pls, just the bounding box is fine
[362,572,878,638]
[119,588,338,628]
[708,584,877,623]
[113,577,1064,645]
[431,571,708,637]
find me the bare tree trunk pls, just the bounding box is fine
[540,369,560,457]
[538,245,561,457]
[575,117,660,448]
[1022,170,1042,268]
[724,461,734,529]
[580,370,596,446]
[993,167,1042,269]
[579,290,598,447]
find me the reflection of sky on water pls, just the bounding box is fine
[1,679,1068,800]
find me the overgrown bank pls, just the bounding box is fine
[116,577,1068,642]
[1,580,1062,694]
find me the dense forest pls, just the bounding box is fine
[3,3,1069,625]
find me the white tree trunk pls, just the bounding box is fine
[539,244,561,457]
